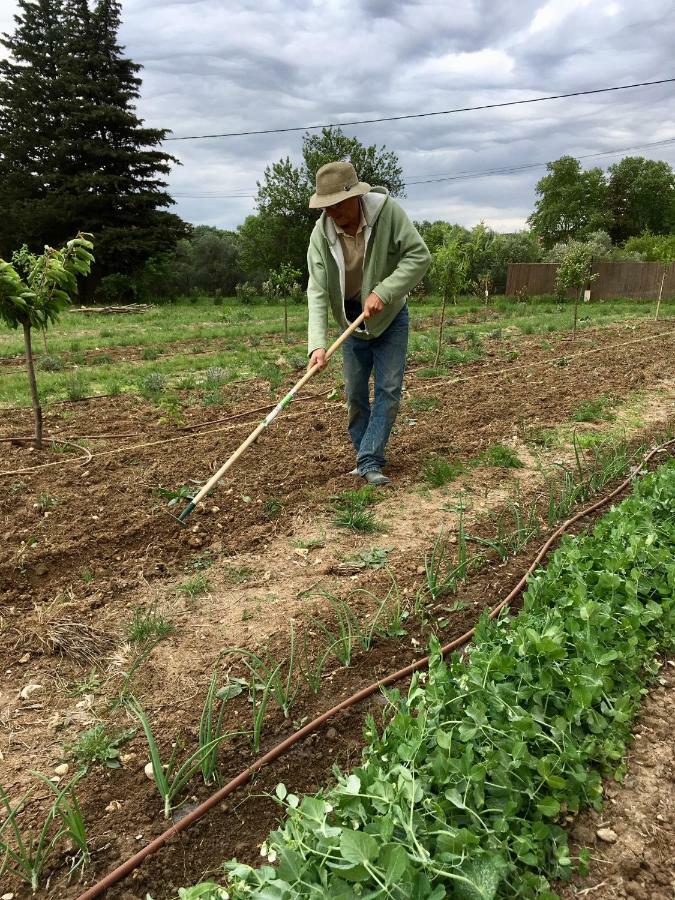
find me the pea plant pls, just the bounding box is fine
[219,460,675,899]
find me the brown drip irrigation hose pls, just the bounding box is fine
[75,437,675,900]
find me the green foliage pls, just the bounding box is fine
[199,673,242,786]
[331,486,384,533]
[0,773,90,891]
[554,240,597,297]
[422,521,473,602]
[546,229,614,263]
[0,1,186,281]
[128,696,235,818]
[623,231,675,264]
[67,669,102,697]
[480,443,525,468]
[215,462,675,899]
[429,237,469,300]
[234,281,258,304]
[607,156,675,242]
[127,606,174,644]
[178,574,211,601]
[66,724,134,770]
[147,227,245,300]
[139,372,168,398]
[262,263,303,304]
[64,370,89,401]
[340,547,392,570]
[572,396,616,423]
[39,354,64,371]
[263,497,285,518]
[423,455,465,486]
[407,394,441,413]
[36,491,58,511]
[0,234,94,445]
[528,156,612,247]
[529,154,674,248]
[0,235,94,331]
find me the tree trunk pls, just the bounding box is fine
[654,268,666,321]
[434,288,448,367]
[23,322,43,449]
[572,288,582,340]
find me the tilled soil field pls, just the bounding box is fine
[0,319,674,898]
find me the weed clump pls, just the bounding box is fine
[422,455,464,487]
[127,606,174,644]
[39,355,64,371]
[139,372,168,398]
[480,443,524,468]
[331,486,384,533]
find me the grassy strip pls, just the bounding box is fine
[2,295,672,406]
[183,459,674,899]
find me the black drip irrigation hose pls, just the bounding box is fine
[75,438,675,899]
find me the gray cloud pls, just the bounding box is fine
[0,0,673,231]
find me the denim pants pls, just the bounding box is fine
[342,305,409,474]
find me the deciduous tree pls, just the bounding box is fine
[0,234,94,447]
[528,156,610,248]
[607,156,675,243]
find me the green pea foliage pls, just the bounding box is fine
[212,462,674,899]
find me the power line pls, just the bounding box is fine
[164,78,675,142]
[404,137,675,186]
[167,136,675,199]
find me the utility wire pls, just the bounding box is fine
[404,137,675,185]
[168,136,675,199]
[164,78,675,141]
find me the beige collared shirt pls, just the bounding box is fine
[334,204,367,301]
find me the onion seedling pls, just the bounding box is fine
[128,697,233,819]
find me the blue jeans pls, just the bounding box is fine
[342,305,409,474]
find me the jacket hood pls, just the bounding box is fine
[318,187,389,245]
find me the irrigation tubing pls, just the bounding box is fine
[75,437,675,900]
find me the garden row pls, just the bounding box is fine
[0,434,650,895]
[180,458,675,899]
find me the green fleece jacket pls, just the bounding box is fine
[306,188,431,355]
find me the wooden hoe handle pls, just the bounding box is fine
[177,312,367,522]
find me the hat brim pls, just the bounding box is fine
[308,181,371,209]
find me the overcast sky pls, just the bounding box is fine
[1,0,674,231]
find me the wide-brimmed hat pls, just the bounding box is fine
[308,161,371,209]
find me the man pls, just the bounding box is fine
[306,160,431,485]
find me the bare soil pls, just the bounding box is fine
[558,662,674,900]
[0,319,674,899]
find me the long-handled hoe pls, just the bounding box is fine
[177,311,366,523]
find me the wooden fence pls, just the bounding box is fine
[506,261,675,300]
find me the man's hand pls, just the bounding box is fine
[309,348,327,371]
[363,292,384,319]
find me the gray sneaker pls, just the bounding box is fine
[348,467,360,476]
[364,470,390,486]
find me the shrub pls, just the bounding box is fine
[40,355,64,372]
[235,282,258,304]
[139,372,168,398]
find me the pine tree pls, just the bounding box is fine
[0,0,186,291]
[0,0,66,253]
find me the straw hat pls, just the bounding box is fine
[308,161,371,209]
